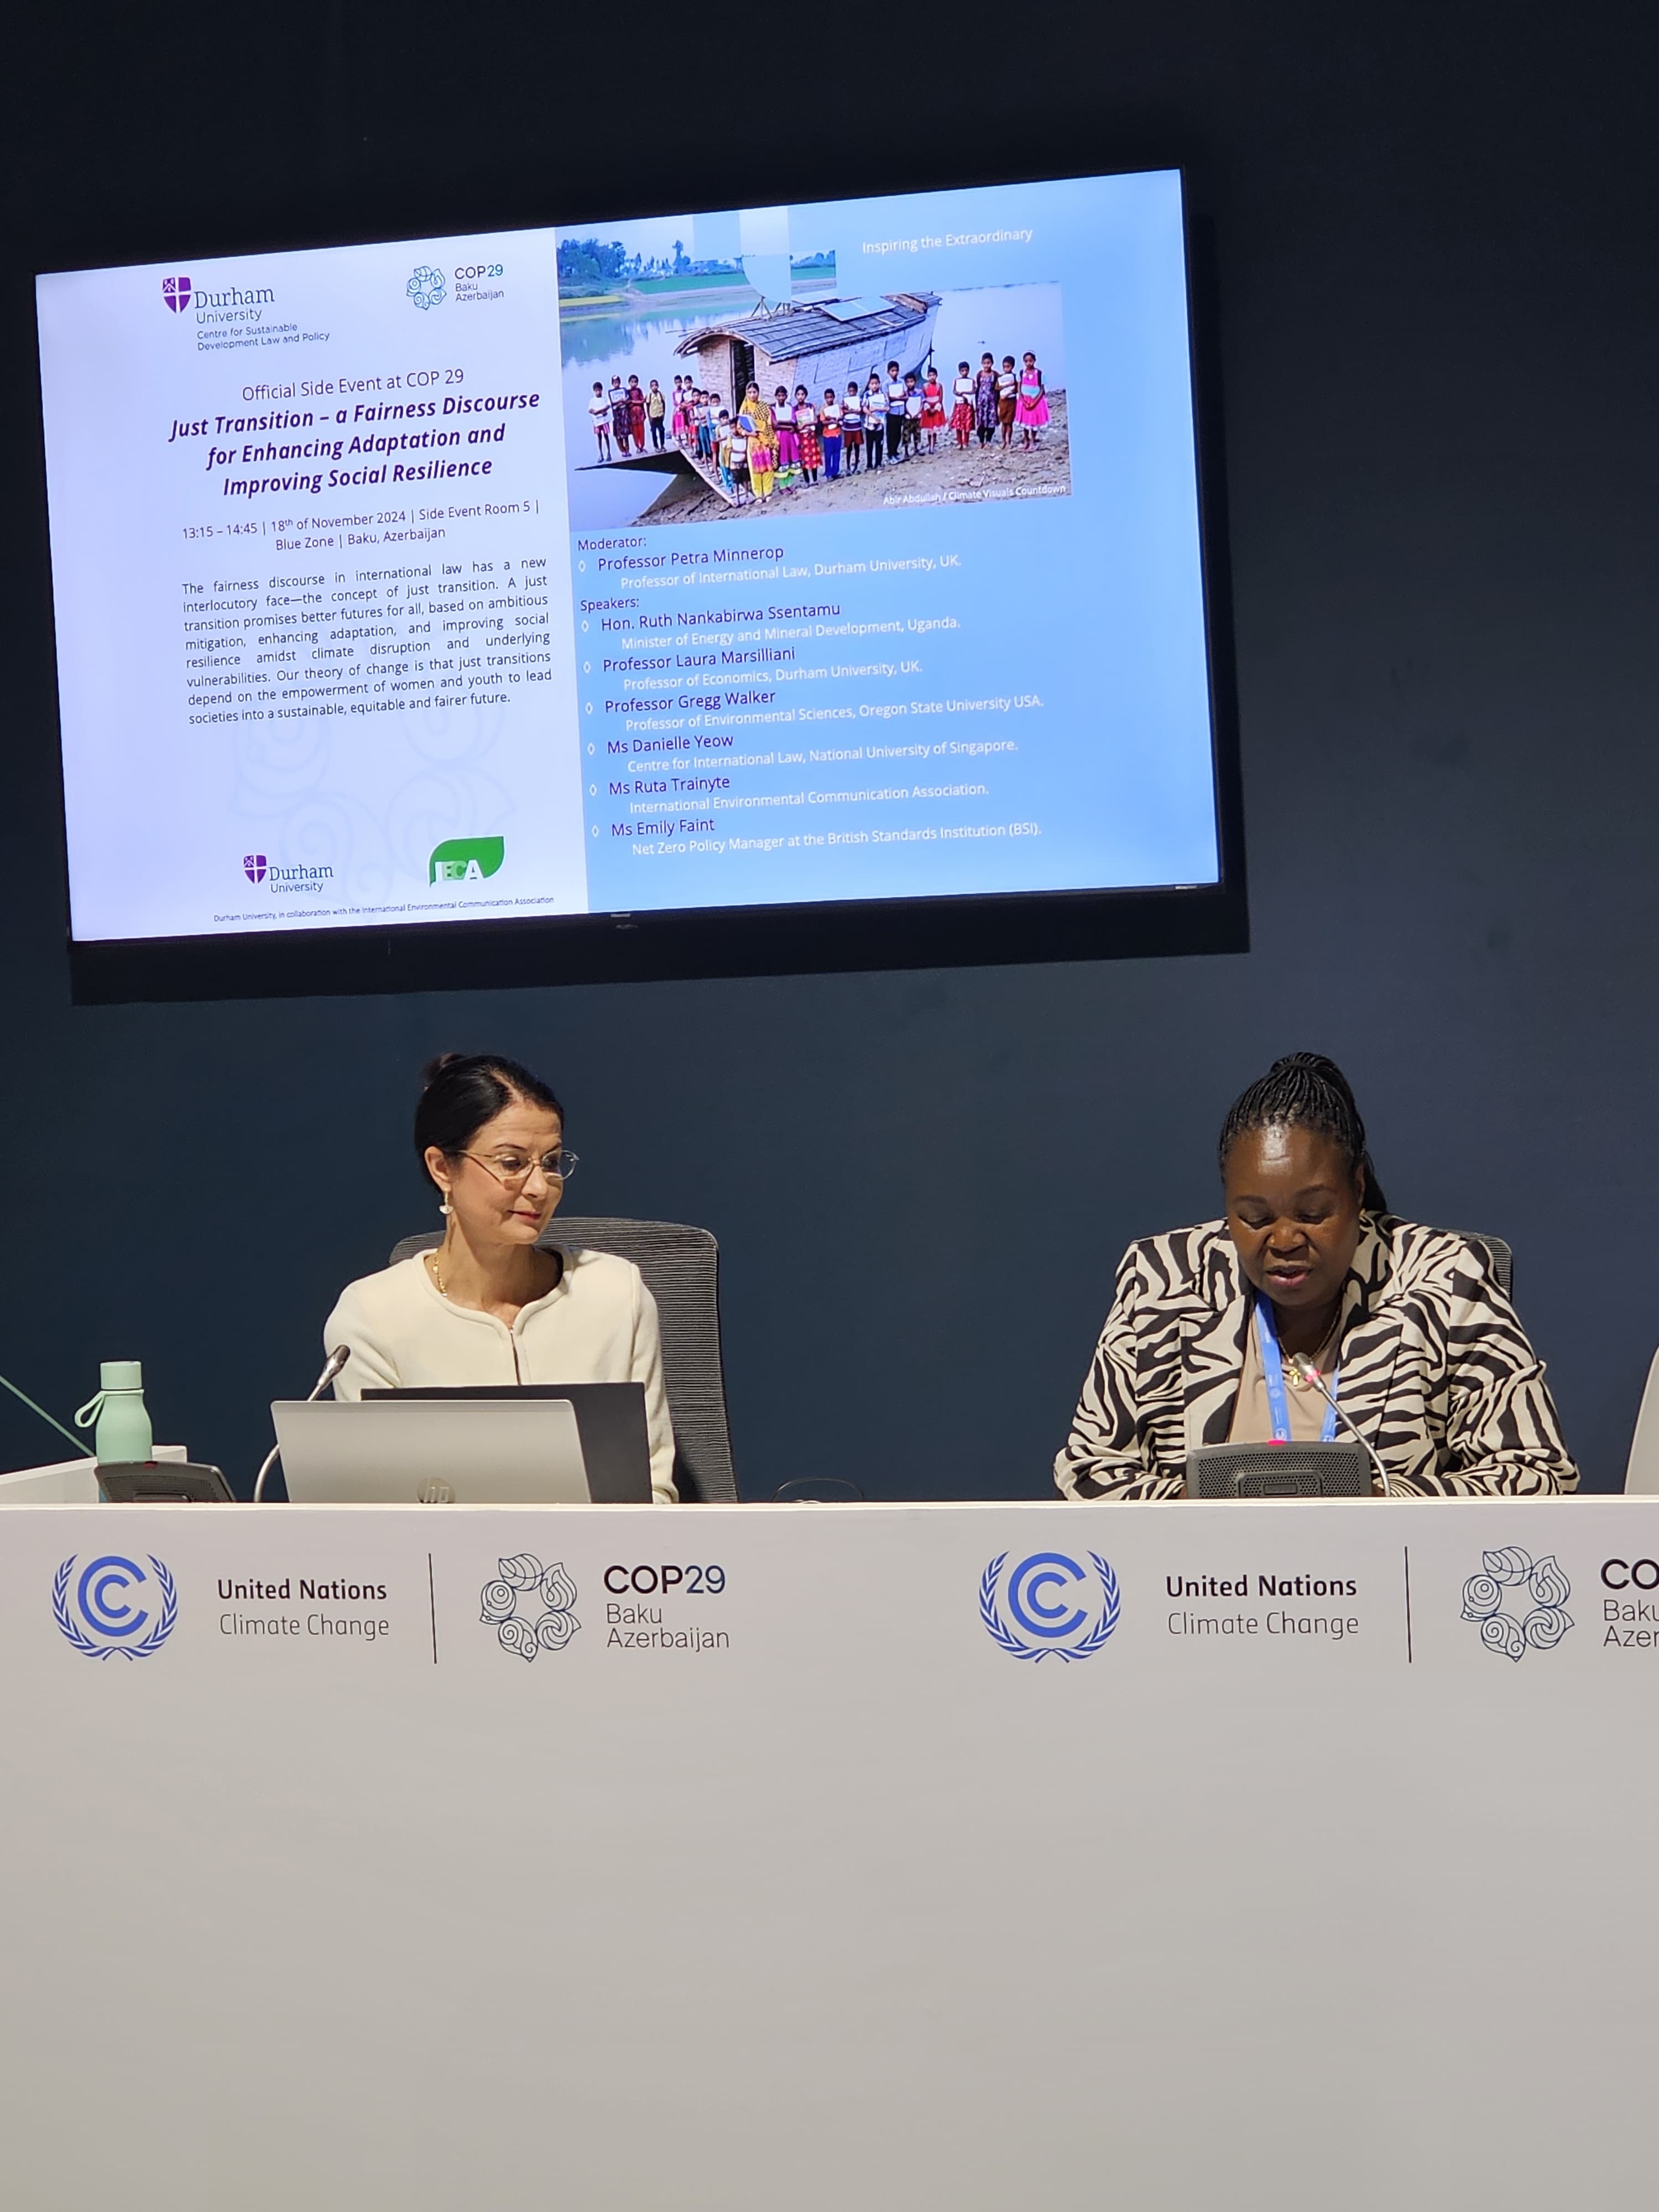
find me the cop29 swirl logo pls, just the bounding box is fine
[480,1553,579,1662]
[53,1553,178,1661]
[1460,1546,1572,1662]
[980,1551,1121,1663]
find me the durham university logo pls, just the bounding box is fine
[53,1553,178,1660]
[162,276,191,312]
[243,853,268,884]
[979,1550,1120,1663]
[480,1553,579,1662]
[1460,1546,1572,1661]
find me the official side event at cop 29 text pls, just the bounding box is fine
[3,4,1658,2207]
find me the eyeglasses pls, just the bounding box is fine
[458,1148,578,1188]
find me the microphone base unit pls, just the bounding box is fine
[97,1460,235,1504]
[1184,1442,1374,1499]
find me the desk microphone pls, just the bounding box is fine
[252,1346,351,1503]
[1286,1354,1391,1498]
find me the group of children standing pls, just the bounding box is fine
[586,372,670,461]
[587,348,1051,499]
[952,352,1051,451]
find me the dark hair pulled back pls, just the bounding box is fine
[414,1053,564,1173]
[1217,1052,1387,1214]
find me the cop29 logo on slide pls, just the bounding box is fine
[407,265,446,311]
[980,1551,1120,1663]
[53,1553,178,1661]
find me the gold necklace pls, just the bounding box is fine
[427,1243,556,1304]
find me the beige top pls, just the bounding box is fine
[324,1248,676,1502]
[1228,1309,1343,1444]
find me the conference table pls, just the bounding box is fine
[2,1491,1656,2210]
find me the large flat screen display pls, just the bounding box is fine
[35,169,1240,999]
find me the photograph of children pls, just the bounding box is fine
[558,227,1070,530]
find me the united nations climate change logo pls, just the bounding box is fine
[53,1553,178,1661]
[980,1550,1120,1663]
[407,265,446,311]
[480,1553,578,1662]
[1460,1546,1572,1662]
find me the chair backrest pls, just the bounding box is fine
[1456,1232,1513,1298]
[1626,1348,1659,1493]
[387,1217,737,1501]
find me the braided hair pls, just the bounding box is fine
[1217,1053,1388,1214]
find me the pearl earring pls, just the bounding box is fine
[439,1201,452,1216]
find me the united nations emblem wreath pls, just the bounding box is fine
[979,1550,1120,1663]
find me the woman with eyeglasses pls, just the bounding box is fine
[324,1053,676,1500]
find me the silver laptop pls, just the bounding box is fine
[273,1397,589,1505]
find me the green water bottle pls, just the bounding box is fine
[74,1360,154,1464]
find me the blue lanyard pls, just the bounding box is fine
[1254,1300,1339,1443]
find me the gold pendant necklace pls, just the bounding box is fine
[427,1248,446,1295]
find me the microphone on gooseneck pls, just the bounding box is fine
[1287,1354,1391,1498]
[315,1345,353,1391]
[252,1346,351,1503]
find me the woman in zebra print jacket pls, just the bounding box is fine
[1055,1055,1577,1500]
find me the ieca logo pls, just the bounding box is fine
[430,836,504,885]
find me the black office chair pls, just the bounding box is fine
[389,1216,738,1501]
[1455,1232,1514,1298]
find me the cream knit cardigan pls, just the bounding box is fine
[325,1248,676,1502]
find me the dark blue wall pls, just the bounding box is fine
[4,2,1655,1493]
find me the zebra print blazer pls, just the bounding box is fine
[1054,1216,1577,1500]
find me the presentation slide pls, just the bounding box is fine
[36,170,1219,945]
